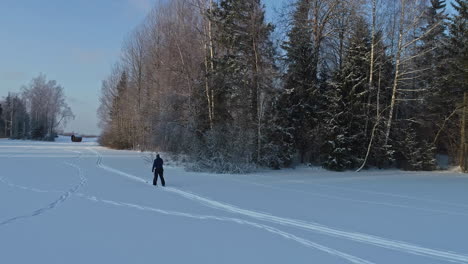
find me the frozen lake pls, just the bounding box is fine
[1,138,467,264]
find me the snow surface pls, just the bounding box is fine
[1,137,468,264]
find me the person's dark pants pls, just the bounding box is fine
[153,169,165,186]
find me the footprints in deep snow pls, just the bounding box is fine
[0,162,87,226]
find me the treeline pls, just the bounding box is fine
[98,0,467,172]
[0,74,74,140]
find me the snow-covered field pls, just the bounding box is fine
[1,137,468,264]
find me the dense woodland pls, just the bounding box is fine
[98,0,467,172]
[0,75,74,141]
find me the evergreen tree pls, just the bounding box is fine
[401,0,447,168]
[3,95,14,138]
[199,0,276,168]
[430,0,468,161]
[418,0,448,104]
[93,0,461,172]
[396,126,437,170]
[417,0,449,149]
[320,84,354,171]
[446,0,468,99]
[259,93,296,169]
[281,0,318,163]
[107,71,133,149]
[3,94,29,139]
[389,1,449,170]
[321,18,371,170]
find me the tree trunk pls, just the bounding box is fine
[385,0,405,146]
[365,0,377,136]
[461,92,467,172]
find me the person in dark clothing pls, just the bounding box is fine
[152,154,165,186]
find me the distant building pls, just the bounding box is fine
[71,135,82,142]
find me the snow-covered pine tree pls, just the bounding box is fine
[414,0,467,164]
[320,84,354,171]
[399,126,423,170]
[418,0,448,89]
[447,0,467,91]
[441,0,468,160]
[259,93,296,169]
[421,140,437,170]
[108,71,133,149]
[321,17,371,171]
[396,125,437,170]
[392,0,449,169]
[3,94,29,139]
[281,0,317,163]
[193,0,276,170]
[416,0,449,151]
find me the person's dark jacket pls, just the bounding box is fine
[152,157,164,172]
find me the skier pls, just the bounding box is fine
[152,154,165,186]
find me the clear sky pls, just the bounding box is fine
[0,0,285,135]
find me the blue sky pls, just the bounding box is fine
[0,0,285,135]
[0,0,161,134]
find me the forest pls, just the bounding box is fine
[0,74,74,141]
[97,0,467,172]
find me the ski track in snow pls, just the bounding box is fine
[246,183,468,217]
[86,147,378,264]
[88,147,468,264]
[197,173,468,217]
[163,187,468,264]
[0,147,374,264]
[0,173,374,264]
[247,172,468,209]
[0,151,87,227]
[307,183,468,210]
[72,193,375,264]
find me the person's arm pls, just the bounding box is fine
[152,160,156,172]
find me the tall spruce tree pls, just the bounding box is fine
[321,17,371,170]
[195,0,276,170]
[444,0,468,161]
[281,0,318,163]
[447,0,467,99]
[108,71,133,149]
[418,0,449,148]
[3,94,29,139]
[394,0,449,169]
[429,0,468,161]
[259,93,296,168]
[420,0,447,80]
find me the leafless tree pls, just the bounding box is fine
[22,74,74,139]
